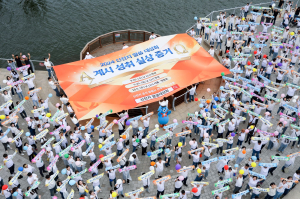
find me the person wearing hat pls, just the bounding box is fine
[2,184,12,199]
[84,52,95,60]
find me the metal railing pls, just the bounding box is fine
[132,106,148,115]
[0,57,60,92]
[80,29,160,60]
[186,1,273,33]
[0,58,53,73]
[172,83,199,111]
[172,89,188,111]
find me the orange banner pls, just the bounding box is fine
[53,33,230,120]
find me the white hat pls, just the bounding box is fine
[117,179,122,184]
[87,52,90,54]
[159,100,168,107]
[82,152,87,156]
[98,138,103,143]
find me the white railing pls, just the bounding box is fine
[186,1,273,33]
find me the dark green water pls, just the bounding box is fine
[0,0,268,67]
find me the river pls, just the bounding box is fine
[0,0,270,68]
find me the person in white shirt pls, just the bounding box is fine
[3,152,15,175]
[251,140,263,160]
[45,174,58,197]
[84,52,95,59]
[196,34,203,45]
[174,176,183,193]
[35,156,47,177]
[44,53,53,77]
[155,181,165,198]
[179,190,192,199]
[282,176,293,197]
[1,130,12,153]
[14,83,23,100]
[196,20,201,35]
[70,113,79,127]
[60,94,69,105]
[122,43,129,49]
[210,29,216,46]
[273,179,289,199]
[245,174,263,191]
[233,174,244,194]
[203,145,217,160]
[66,102,74,114]
[286,85,299,99]
[149,32,157,40]
[189,28,196,38]
[24,74,36,92]
[27,172,38,186]
[1,90,13,109]
[142,116,150,137]
[48,77,61,97]
[115,111,127,136]
[106,169,117,188]
[24,143,36,162]
[57,180,69,199]
[188,84,197,102]
[155,157,166,179]
[208,46,215,57]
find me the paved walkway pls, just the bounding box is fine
[1,9,300,199]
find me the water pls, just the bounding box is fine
[0,0,267,67]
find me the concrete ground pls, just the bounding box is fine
[1,9,300,199]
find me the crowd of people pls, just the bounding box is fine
[1,1,300,199]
